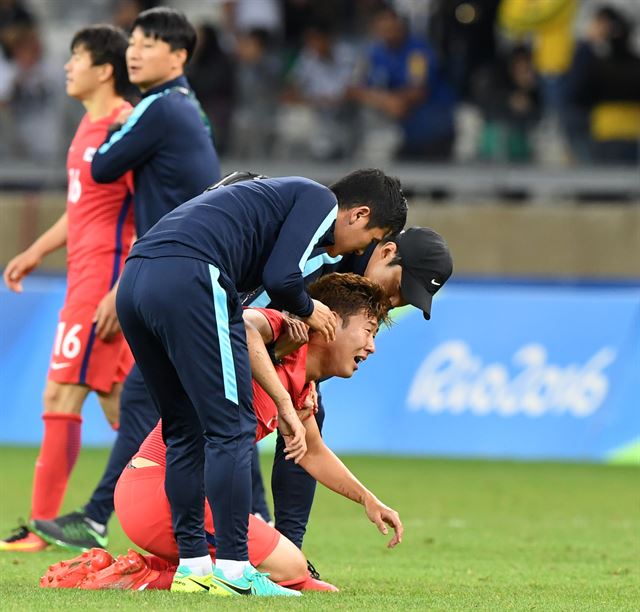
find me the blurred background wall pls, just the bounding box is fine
[1,0,638,460]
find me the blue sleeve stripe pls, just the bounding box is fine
[247,253,342,308]
[297,205,338,273]
[208,264,239,405]
[98,93,163,154]
[249,290,272,308]
[302,253,342,277]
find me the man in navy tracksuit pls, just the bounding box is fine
[218,176,454,571]
[115,170,407,594]
[31,8,221,550]
[263,228,453,566]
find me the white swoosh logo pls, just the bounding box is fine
[51,362,72,370]
[431,279,441,286]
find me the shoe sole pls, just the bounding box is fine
[0,542,48,552]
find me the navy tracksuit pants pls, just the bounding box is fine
[116,256,256,560]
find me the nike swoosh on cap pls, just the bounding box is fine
[431,279,441,286]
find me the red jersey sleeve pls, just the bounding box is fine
[248,308,286,343]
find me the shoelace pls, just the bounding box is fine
[58,511,86,525]
[307,560,321,580]
[61,519,93,539]
[4,524,30,543]
[246,569,284,594]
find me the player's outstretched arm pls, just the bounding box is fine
[3,213,68,292]
[243,309,307,463]
[295,415,404,548]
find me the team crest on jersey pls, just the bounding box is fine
[83,147,97,162]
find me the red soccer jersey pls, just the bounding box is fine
[136,308,312,465]
[65,103,135,301]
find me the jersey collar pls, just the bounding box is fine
[142,74,190,98]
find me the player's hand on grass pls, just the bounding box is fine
[364,496,404,548]
[273,314,309,359]
[94,287,121,341]
[303,300,337,342]
[278,404,307,464]
[3,248,42,292]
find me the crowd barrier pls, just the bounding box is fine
[1,275,638,462]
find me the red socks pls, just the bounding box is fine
[277,573,309,591]
[31,413,82,520]
[279,571,340,592]
[141,555,176,590]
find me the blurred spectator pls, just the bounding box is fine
[186,23,235,154]
[428,0,500,100]
[350,6,456,161]
[391,0,432,38]
[276,24,356,160]
[566,5,640,164]
[499,0,576,113]
[230,28,281,158]
[220,0,282,41]
[4,23,62,160]
[282,0,359,52]
[0,45,14,157]
[499,0,577,164]
[111,0,163,31]
[0,0,33,112]
[0,39,12,99]
[0,0,33,36]
[472,45,540,163]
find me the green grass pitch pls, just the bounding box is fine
[0,446,638,611]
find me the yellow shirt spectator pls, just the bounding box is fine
[500,0,577,75]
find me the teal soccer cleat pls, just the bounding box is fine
[210,565,301,597]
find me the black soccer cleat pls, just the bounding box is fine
[30,511,108,552]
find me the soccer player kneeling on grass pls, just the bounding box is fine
[40,273,403,593]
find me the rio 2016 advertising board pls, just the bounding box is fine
[1,277,638,462]
[320,282,639,463]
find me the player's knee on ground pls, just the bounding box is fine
[42,380,88,414]
[257,534,307,583]
[97,383,122,427]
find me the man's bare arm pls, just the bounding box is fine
[3,213,68,292]
[288,414,403,548]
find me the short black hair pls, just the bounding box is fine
[70,25,129,96]
[132,7,197,62]
[329,168,407,236]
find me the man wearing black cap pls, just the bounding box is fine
[265,226,452,584]
[349,227,452,319]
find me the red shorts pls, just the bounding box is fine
[48,300,133,393]
[114,464,280,566]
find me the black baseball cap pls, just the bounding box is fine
[396,227,453,320]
